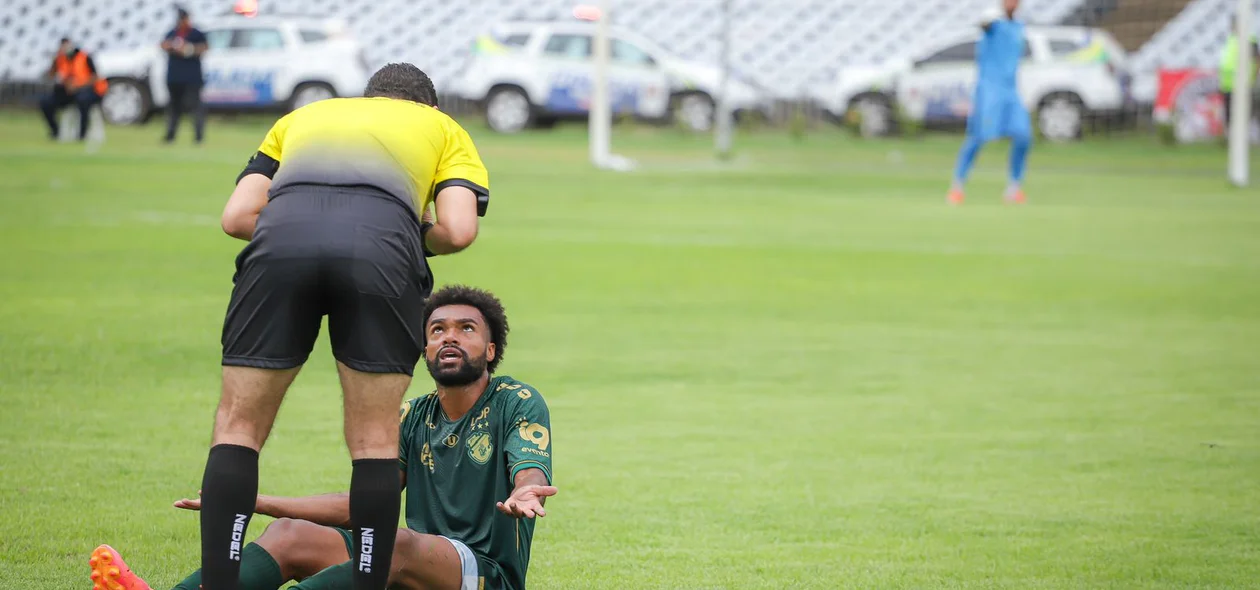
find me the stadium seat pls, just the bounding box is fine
[2,0,1244,100]
[57,104,107,146]
[1134,0,1243,73]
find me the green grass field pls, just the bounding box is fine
[1,111,1258,589]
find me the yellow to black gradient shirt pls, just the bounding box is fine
[257,97,489,216]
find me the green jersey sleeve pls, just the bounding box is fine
[398,396,424,470]
[502,384,553,484]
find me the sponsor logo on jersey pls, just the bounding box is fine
[419,442,435,473]
[518,421,550,458]
[467,431,493,464]
[469,406,491,433]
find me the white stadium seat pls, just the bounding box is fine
[56,103,106,146]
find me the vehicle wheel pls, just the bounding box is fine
[101,78,151,126]
[850,94,892,138]
[289,82,336,111]
[1038,93,1084,142]
[673,92,715,132]
[485,86,533,134]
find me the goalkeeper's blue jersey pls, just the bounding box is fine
[977,19,1025,92]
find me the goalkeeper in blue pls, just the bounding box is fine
[948,0,1030,205]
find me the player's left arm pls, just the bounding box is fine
[497,468,557,518]
[222,115,288,240]
[496,384,556,519]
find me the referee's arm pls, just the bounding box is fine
[222,152,278,240]
[424,185,480,254]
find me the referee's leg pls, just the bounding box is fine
[201,237,324,590]
[327,211,429,590]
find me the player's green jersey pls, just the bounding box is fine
[398,375,553,590]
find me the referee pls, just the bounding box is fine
[202,63,489,590]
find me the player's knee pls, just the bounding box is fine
[385,529,425,586]
[257,517,305,552]
[391,528,420,559]
[256,519,328,579]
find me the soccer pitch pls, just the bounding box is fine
[1,112,1258,589]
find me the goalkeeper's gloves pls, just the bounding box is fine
[980,6,1004,27]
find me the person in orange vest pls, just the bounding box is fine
[39,37,109,141]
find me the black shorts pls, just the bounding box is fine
[221,186,432,375]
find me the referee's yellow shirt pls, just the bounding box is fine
[256,97,489,216]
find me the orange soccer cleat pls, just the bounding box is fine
[947,188,965,205]
[1005,188,1026,204]
[88,544,152,590]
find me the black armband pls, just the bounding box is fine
[420,222,437,258]
[433,179,490,217]
[236,151,280,184]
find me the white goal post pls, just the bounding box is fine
[588,0,637,172]
[1228,0,1253,187]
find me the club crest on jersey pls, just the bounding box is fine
[466,431,493,464]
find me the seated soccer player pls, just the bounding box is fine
[89,285,556,590]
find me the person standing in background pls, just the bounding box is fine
[1219,14,1260,129]
[161,7,208,144]
[946,0,1031,206]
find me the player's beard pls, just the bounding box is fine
[426,347,487,386]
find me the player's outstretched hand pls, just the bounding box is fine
[496,485,558,519]
[173,490,202,511]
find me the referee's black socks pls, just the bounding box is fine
[350,458,401,590]
[199,443,260,590]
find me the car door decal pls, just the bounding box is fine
[203,68,277,106]
[546,70,639,114]
[923,81,972,121]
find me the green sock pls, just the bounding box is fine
[171,567,201,590]
[291,560,354,590]
[170,543,285,590]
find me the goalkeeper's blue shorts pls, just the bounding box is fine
[966,86,1031,142]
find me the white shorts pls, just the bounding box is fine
[441,535,480,590]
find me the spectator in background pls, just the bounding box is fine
[1219,14,1260,128]
[38,37,108,141]
[161,7,208,144]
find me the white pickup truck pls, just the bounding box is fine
[93,14,371,125]
[815,25,1133,142]
[448,20,772,133]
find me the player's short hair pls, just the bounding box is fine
[423,285,509,374]
[364,63,437,107]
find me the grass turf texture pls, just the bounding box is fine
[0,112,1258,589]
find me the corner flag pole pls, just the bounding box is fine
[1229,0,1252,187]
